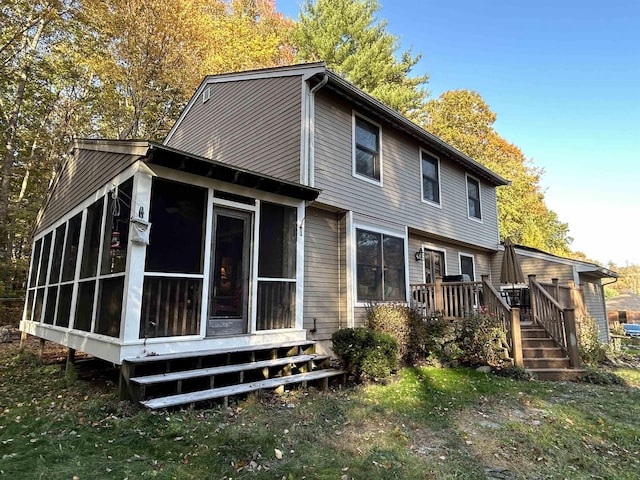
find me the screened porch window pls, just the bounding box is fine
[256,202,297,330]
[140,178,206,338]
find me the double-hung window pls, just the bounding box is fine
[353,115,381,182]
[466,175,482,220]
[421,151,441,205]
[356,228,405,302]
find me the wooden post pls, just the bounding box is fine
[37,338,46,364]
[552,278,560,303]
[528,275,537,325]
[434,276,444,313]
[563,308,581,367]
[66,348,76,371]
[510,307,523,367]
[19,330,27,351]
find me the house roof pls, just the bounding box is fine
[512,243,618,279]
[165,62,510,188]
[145,142,321,201]
[606,293,640,312]
[73,139,321,202]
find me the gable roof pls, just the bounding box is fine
[164,62,510,187]
[606,293,640,311]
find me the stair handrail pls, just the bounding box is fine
[528,274,580,367]
[481,275,523,366]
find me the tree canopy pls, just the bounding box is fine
[293,0,428,122]
[424,90,572,256]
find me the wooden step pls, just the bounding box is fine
[520,327,550,338]
[522,347,565,359]
[123,340,316,366]
[140,369,346,410]
[524,357,571,369]
[130,354,327,386]
[521,338,558,349]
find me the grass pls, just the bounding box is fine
[1,342,640,479]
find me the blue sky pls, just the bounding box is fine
[276,0,640,267]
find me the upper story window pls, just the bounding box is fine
[356,228,405,302]
[466,175,482,220]
[353,114,381,183]
[421,150,441,205]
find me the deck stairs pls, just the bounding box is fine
[119,340,345,410]
[520,322,583,381]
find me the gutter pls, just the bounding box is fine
[306,73,328,188]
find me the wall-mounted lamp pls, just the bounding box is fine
[414,248,424,262]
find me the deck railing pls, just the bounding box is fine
[528,274,580,367]
[410,275,523,367]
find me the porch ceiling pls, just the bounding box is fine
[146,142,321,202]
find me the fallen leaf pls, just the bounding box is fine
[275,448,283,459]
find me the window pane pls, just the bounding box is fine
[62,213,82,282]
[422,154,440,203]
[383,236,405,300]
[461,255,475,280]
[37,232,52,286]
[467,178,481,219]
[95,277,124,337]
[80,199,104,278]
[34,288,45,323]
[356,149,378,179]
[256,281,295,330]
[146,178,206,274]
[101,178,133,275]
[74,281,95,332]
[355,118,378,151]
[50,224,66,284]
[356,230,382,301]
[258,203,297,278]
[25,290,34,322]
[29,239,42,288]
[43,286,58,324]
[56,284,73,327]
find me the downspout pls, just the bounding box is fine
[307,74,328,188]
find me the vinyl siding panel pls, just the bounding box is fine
[490,252,575,286]
[166,76,302,183]
[35,149,139,235]
[313,91,500,251]
[581,278,608,341]
[303,207,345,341]
[408,234,492,285]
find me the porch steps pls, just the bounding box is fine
[521,324,583,381]
[120,341,345,409]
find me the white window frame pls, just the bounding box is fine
[459,253,476,281]
[420,149,442,207]
[466,174,482,222]
[352,112,383,186]
[352,223,408,306]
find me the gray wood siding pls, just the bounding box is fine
[35,149,139,235]
[166,76,302,183]
[303,207,345,341]
[408,234,492,285]
[581,278,608,341]
[490,252,575,286]
[313,91,500,251]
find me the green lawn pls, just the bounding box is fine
[1,342,639,479]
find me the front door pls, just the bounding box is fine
[423,249,445,283]
[207,208,252,336]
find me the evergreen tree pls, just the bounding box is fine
[294,0,428,122]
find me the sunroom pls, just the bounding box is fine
[21,140,320,365]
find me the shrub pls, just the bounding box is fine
[331,327,398,380]
[422,315,461,367]
[580,366,626,385]
[457,310,509,367]
[577,316,607,365]
[365,303,428,364]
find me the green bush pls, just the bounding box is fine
[577,316,606,365]
[365,303,428,364]
[457,311,508,367]
[331,327,398,380]
[422,315,461,367]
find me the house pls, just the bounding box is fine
[492,244,618,342]
[21,62,595,404]
[607,292,640,325]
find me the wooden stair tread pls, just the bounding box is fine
[141,369,346,410]
[130,354,327,385]
[123,340,315,365]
